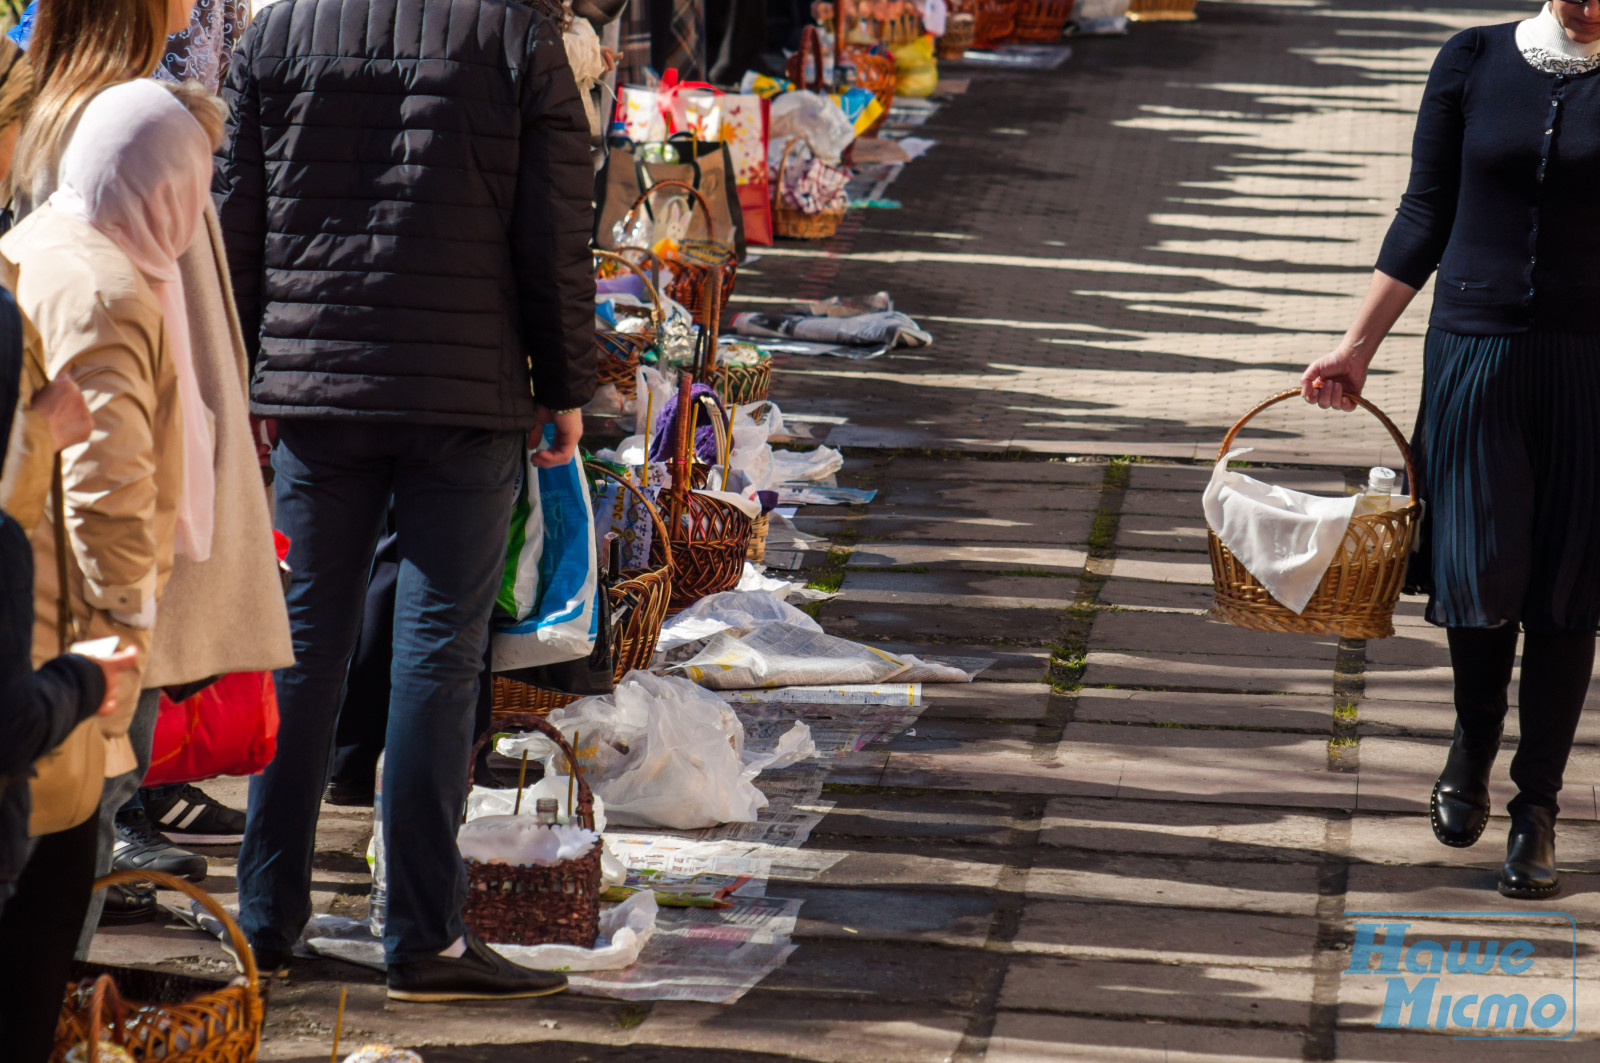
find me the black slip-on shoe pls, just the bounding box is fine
[112,809,207,882]
[323,776,376,807]
[144,784,247,844]
[386,932,568,1003]
[98,881,159,926]
[1429,722,1503,848]
[1499,804,1561,899]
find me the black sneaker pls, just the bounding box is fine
[143,784,247,844]
[112,808,207,883]
[98,881,159,926]
[386,932,568,1002]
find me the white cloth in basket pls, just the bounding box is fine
[1202,448,1357,615]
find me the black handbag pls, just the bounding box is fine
[497,537,634,697]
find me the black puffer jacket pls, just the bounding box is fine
[215,0,596,428]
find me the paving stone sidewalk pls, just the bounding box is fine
[88,1,1600,1058]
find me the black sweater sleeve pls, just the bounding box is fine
[0,520,105,778]
[1375,29,1481,289]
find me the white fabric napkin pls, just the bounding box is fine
[1201,448,1356,615]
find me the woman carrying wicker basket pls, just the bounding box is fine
[1301,2,1600,901]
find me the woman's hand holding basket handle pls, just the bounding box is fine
[1301,270,1419,411]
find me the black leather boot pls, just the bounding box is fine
[1499,804,1560,899]
[1429,722,1503,847]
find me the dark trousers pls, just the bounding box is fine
[237,421,521,965]
[0,813,99,1062]
[330,527,498,792]
[1447,625,1594,815]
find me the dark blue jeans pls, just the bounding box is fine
[237,421,521,965]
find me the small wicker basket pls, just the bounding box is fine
[622,180,737,322]
[772,137,848,242]
[594,249,664,400]
[55,871,261,1063]
[1012,0,1075,40]
[492,463,674,719]
[937,12,976,58]
[1207,389,1421,640]
[462,714,601,948]
[1127,0,1197,20]
[746,511,772,563]
[971,0,1017,48]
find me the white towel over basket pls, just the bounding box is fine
[1201,447,1357,615]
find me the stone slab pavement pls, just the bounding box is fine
[90,1,1600,1059]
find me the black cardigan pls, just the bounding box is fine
[1377,23,1600,335]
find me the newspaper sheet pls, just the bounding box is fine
[718,683,922,706]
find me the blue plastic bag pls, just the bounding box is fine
[490,427,600,670]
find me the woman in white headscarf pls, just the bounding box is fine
[0,76,207,1059]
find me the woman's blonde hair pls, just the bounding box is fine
[14,0,170,189]
[162,80,228,152]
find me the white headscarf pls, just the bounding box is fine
[46,78,216,561]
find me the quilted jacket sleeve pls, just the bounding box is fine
[511,16,597,412]
[213,16,268,371]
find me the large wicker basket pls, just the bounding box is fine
[1127,0,1197,20]
[971,0,1017,47]
[623,180,737,322]
[594,249,664,399]
[462,714,602,948]
[773,137,847,241]
[1207,389,1420,640]
[492,463,674,719]
[1011,0,1075,40]
[657,373,752,612]
[55,871,261,1063]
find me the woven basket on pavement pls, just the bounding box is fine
[937,12,976,58]
[1011,0,1075,40]
[55,871,261,1063]
[1207,389,1420,640]
[620,180,736,321]
[594,249,664,399]
[462,714,601,948]
[1127,0,1197,20]
[656,374,752,612]
[971,0,1017,47]
[491,463,673,719]
[772,137,847,242]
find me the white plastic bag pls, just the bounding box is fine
[495,671,768,829]
[657,589,821,650]
[769,91,856,164]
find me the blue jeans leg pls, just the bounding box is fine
[381,430,520,965]
[236,423,391,957]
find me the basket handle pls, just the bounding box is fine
[584,459,674,570]
[469,713,595,830]
[1217,387,1417,503]
[626,179,718,243]
[92,868,260,990]
[593,249,664,330]
[84,973,129,1063]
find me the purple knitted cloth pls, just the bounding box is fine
[648,382,726,465]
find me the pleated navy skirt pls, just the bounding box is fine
[1408,329,1600,631]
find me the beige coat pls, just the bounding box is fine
[143,205,293,687]
[0,207,183,777]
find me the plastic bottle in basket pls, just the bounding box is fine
[1352,467,1397,517]
[367,751,386,937]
